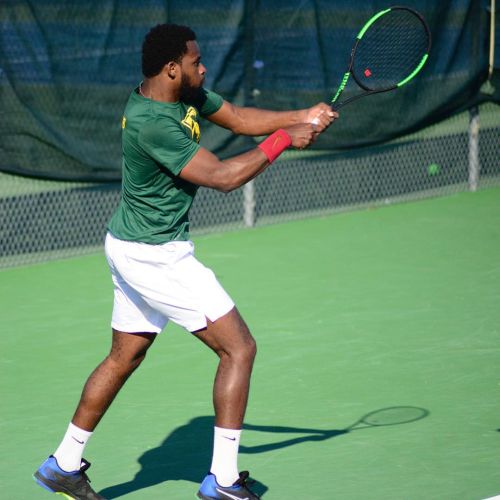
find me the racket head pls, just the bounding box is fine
[351,6,432,92]
[358,406,429,427]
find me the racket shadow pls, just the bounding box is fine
[98,407,429,498]
[241,405,430,454]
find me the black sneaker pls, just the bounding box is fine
[33,455,105,499]
[197,471,261,499]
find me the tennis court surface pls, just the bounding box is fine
[1,187,499,499]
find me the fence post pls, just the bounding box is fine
[243,180,256,227]
[468,106,480,192]
[242,0,257,227]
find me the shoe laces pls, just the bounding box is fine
[234,471,260,498]
[78,458,92,483]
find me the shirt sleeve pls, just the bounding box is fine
[138,117,200,176]
[192,88,224,117]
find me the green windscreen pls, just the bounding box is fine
[0,0,498,181]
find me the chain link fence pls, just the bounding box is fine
[1,102,498,269]
[2,1,498,268]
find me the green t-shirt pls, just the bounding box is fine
[108,87,223,244]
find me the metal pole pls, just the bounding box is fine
[480,0,496,95]
[242,0,257,227]
[243,180,256,227]
[468,106,480,192]
[488,0,496,80]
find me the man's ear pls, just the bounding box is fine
[166,61,178,80]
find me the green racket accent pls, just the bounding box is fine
[357,8,391,39]
[397,53,429,87]
[331,71,351,104]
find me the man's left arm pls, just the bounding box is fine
[206,100,337,136]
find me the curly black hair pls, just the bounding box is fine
[142,24,196,77]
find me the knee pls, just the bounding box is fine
[232,335,257,366]
[247,335,257,362]
[108,350,147,376]
[129,351,148,371]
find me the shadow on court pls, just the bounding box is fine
[99,407,429,498]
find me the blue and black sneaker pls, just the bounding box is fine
[197,471,260,499]
[33,455,105,499]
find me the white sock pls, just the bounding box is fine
[210,426,241,487]
[53,422,93,472]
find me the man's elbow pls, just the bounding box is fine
[211,171,243,194]
[208,174,234,194]
[214,180,238,194]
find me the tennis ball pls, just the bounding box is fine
[427,163,440,176]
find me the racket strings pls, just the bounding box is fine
[353,9,430,91]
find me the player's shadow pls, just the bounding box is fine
[98,416,346,498]
[99,407,429,498]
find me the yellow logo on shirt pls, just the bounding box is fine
[121,116,127,129]
[181,107,200,143]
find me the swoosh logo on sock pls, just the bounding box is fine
[222,436,236,441]
[71,436,85,444]
[215,488,249,500]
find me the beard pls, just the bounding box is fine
[179,73,203,103]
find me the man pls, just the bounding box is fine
[34,23,337,500]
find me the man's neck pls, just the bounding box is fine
[140,78,179,103]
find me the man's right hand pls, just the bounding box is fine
[283,123,317,150]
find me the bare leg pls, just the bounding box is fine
[194,307,257,428]
[72,329,157,431]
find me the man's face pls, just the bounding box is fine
[179,40,206,101]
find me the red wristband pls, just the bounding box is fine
[258,129,292,164]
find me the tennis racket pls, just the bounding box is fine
[330,6,432,110]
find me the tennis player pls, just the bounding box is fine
[34,23,337,500]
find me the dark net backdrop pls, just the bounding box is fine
[0,0,498,181]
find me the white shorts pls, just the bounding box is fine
[104,232,235,333]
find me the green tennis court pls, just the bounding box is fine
[1,187,499,500]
